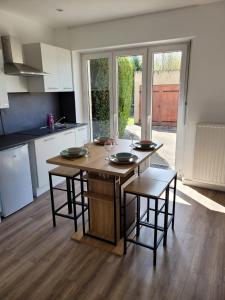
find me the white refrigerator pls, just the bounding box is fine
[0,144,33,217]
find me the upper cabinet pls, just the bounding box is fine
[58,47,73,91]
[23,43,73,93]
[0,49,9,108]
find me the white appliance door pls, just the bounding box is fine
[0,144,33,217]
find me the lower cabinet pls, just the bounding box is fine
[75,125,88,146]
[29,125,88,197]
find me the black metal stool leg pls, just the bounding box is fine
[153,198,158,266]
[66,177,72,214]
[136,195,141,237]
[80,170,86,236]
[123,192,127,255]
[49,173,56,227]
[172,175,177,230]
[71,178,77,232]
[147,198,150,222]
[163,187,169,247]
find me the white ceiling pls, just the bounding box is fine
[0,0,222,28]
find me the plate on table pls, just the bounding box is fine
[133,141,157,150]
[94,136,110,146]
[60,147,87,159]
[109,153,138,165]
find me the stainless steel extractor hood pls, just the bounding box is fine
[1,36,47,76]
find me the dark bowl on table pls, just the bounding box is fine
[115,152,133,162]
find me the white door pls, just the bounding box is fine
[82,44,189,175]
[82,52,113,140]
[147,44,189,174]
[0,144,33,216]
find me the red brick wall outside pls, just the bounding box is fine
[152,84,179,126]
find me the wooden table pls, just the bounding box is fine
[47,139,162,253]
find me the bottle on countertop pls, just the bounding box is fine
[47,113,55,130]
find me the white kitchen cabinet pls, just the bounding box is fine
[29,129,76,196]
[0,49,9,108]
[75,126,88,146]
[58,48,73,91]
[23,43,73,92]
[41,44,60,92]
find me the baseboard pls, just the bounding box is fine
[182,178,225,192]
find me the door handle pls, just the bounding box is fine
[43,137,55,142]
[147,115,151,127]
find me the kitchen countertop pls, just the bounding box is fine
[0,133,35,151]
[0,123,87,151]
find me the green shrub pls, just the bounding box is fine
[118,57,134,137]
[90,58,110,137]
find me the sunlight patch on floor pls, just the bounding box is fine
[169,190,191,206]
[180,182,225,213]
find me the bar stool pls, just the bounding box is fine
[49,166,87,231]
[123,167,177,266]
[144,167,177,229]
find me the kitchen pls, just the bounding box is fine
[0,36,88,216]
[0,1,225,300]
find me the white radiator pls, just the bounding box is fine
[193,123,225,186]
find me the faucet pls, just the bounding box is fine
[55,116,66,125]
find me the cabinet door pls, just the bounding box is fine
[58,48,73,91]
[41,44,60,92]
[35,135,59,188]
[35,130,76,188]
[0,49,9,108]
[61,129,76,148]
[75,126,88,147]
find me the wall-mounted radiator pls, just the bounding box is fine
[193,123,225,187]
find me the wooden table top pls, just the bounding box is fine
[47,139,163,177]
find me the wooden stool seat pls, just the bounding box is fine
[49,166,80,178]
[144,167,177,184]
[124,171,169,199]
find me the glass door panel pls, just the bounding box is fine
[84,55,112,140]
[115,53,146,142]
[149,50,183,169]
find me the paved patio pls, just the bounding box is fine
[123,124,176,168]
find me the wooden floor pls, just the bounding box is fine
[0,181,225,300]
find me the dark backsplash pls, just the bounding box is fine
[0,93,61,135]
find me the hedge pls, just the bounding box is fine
[90,57,134,137]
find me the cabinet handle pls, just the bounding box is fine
[78,128,85,131]
[43,137,55,142]
[64,131,73,135]
[63,87,72,90]
[48,87,58,90]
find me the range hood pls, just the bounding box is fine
[1,36,47,76]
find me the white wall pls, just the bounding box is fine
[55,1,225,185]
[0,9,54,44]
